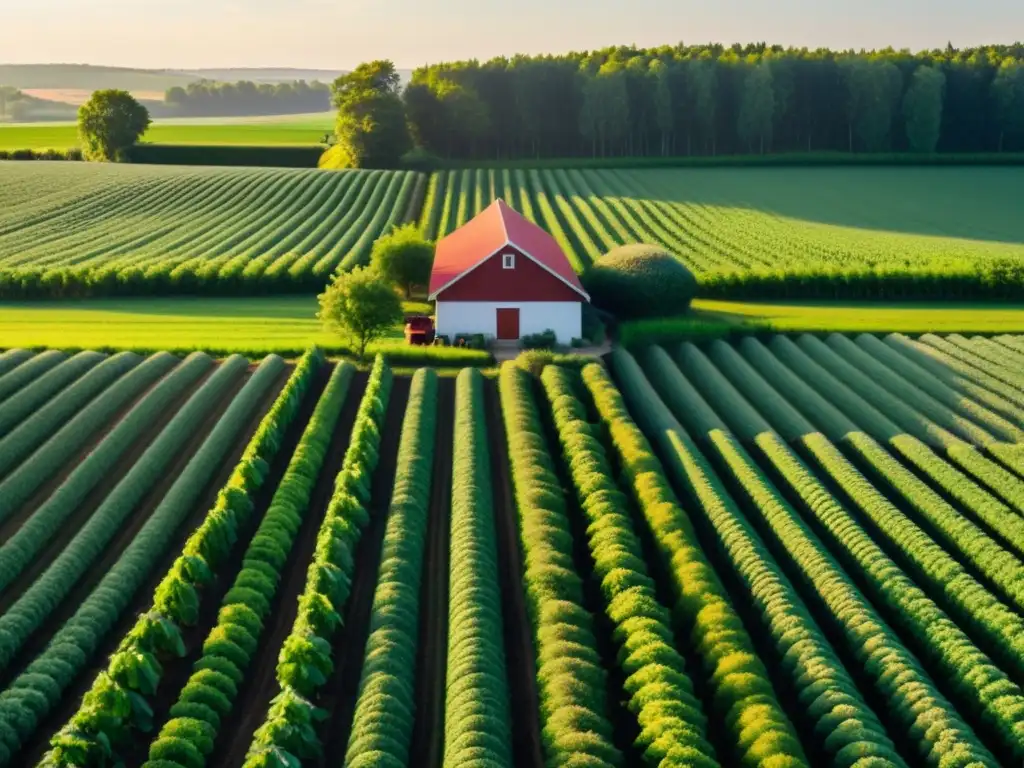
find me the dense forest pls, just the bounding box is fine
[403,43,1024,160]
[163,79,331,117]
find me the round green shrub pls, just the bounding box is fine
[582,244,698,319]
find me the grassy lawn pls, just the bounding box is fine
[0,296,442,357]
[691,299,1024,333]
[0,112,334,150]
[2,296,1022,359]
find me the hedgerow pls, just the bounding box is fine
[539,365,716,767]
[0,354,284,767]
[243,356,395,767]
[499,363,622,768]
[41,349,321,768]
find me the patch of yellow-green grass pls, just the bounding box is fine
[691,299,1024,333]
[0,113,334,150]
[0,296,478,364]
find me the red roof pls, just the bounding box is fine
[428,199,588,300]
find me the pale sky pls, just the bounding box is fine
[4,0,1022,70]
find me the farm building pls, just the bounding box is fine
[428,199,590,344]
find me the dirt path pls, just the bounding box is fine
[210,369,370,768]
[483,379,544,768]
[314,375,411,766]
[408,377,454,768]
[16,365,290,766]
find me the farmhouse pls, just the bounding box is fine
[429,200,589,344]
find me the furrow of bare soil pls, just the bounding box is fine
[0,360,193,544]
[211,370,373,768]
[15,364,291,766]
[115,363,325,767]
[408,377,454,768]
[0,364,220,617]
[313,375,411,767]
[483,378,544,768]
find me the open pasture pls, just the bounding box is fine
[0,333,1021,767]
[0,112,334,150]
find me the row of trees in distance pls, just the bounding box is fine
[398,42,1024,159]
[163,79,331,117]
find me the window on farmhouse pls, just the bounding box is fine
[503,253,515,269]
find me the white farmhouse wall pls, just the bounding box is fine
[436,301,582,344]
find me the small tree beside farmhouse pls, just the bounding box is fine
[318,266,403,358]
[78,90,151,162]
[371,224,434,298]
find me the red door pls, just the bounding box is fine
[496,308,520,340]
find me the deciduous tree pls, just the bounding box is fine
[78,90,151,162]
[318,266,403,358]
[332,60,410,168]
[992,59,1024,151]
[738,59,775,153]
[370,224,435,298]
[903,65,945,152]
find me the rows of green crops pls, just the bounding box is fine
[419,167,1024,297]
[5,332,1024,768]
[0,163,421,298]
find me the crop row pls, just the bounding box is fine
[767,336,1024,559]
[0,350,66,401]
[42,348,321,768]
[498,363,621,767]
[142,357,354,768]
[342,367,434,766]
[244,355,394,766]
[793,335,1024,509]
[0,353,284,766]
[654,344,1024,762]
[0,166,421,299]
[588,354,903,767]
[0,353,213,593]
[0,352,178,514]
[538,364,715,766]
[443,369,512,767]
[733,337,1024,618]
[419,168,1024,299]
[0,355,249,669]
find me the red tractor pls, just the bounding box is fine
[404,314,436,345]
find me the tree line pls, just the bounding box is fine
[163,79,331,117]
[397,42,1024,160]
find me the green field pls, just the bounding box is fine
[422,166,1024,277]
[0,112,334,149]
[2,163,1024,302]
[0,163,421,295]
[2,296,1022,355]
